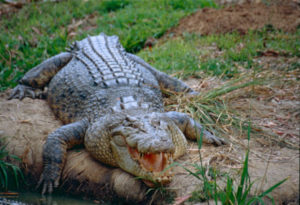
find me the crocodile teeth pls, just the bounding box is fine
[138,152,165,172]
[128,146,171,172]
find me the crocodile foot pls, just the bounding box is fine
[8,85,38,100]
[36,165,60,195]
[202,130,227,146]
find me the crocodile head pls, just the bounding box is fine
[85,112,187,186]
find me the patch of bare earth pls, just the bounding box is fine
[167,1,300,36]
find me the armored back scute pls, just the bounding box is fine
[47,33,162,123]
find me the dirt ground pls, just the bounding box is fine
[167,0,300,36]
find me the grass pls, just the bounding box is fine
[0,0,216,91]
[1,1,298,89]
[163,74,263,139]
[139,28,300,78]
[0,138,24,191]
[169,124,287,204]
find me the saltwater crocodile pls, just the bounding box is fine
[9,33,225,194]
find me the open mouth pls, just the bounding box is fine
[127,146,173,186]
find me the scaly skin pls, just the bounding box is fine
[9,33,226,195]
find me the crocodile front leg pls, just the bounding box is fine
[9,52,72,100]
[37,119,88,194]
[165,111,226,145]
[127,53,198,95]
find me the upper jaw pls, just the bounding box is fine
[112,127,175,154]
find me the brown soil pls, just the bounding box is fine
[167,1,300,36]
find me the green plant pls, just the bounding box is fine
[101,0,129,12]
[200,59,237,78]
[146,182,175,204]
[171,123,287,204]
[168,0,216,10]
[0,139,24,191]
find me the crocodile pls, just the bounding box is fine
[9,33,225,194]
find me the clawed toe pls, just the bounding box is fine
[42,181,54,195]
[8,85,36,100]
[203,130,228,146]
[36,173,59,195]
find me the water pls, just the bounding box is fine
[3,192,109,205]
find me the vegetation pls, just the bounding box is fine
[139,28,300,78]
[168,125,287,204]
[0,0,216,90]
[0,139,24,191]
[201,126,286,204]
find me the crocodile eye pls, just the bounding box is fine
[113,135,126,147]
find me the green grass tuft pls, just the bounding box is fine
[174,123,287,204]
[101,0,130,12]
[0,138,24,191]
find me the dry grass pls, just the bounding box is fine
[163,66,299,150]
[164,66,299,204]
